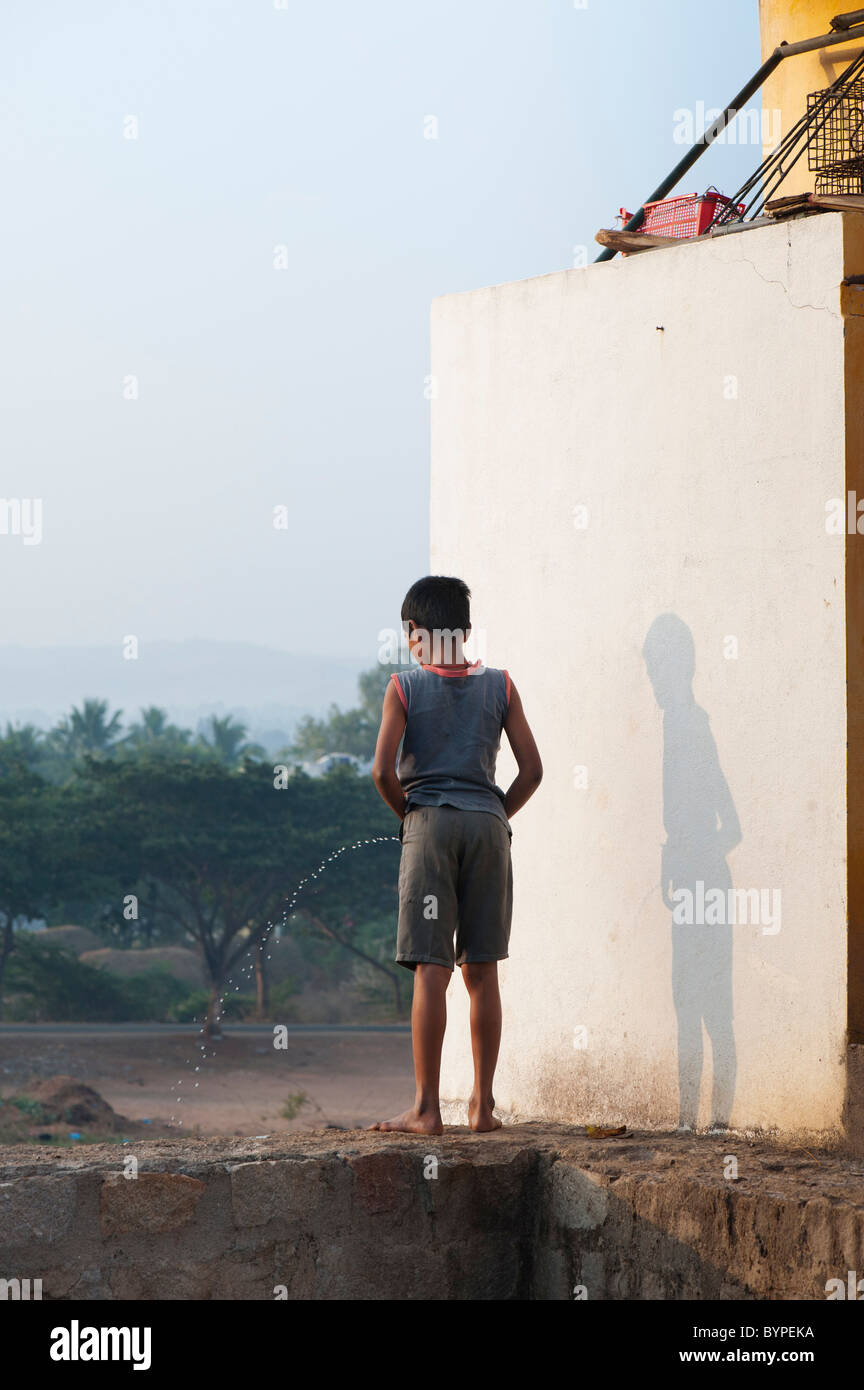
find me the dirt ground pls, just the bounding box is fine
[0,1030,415,1138]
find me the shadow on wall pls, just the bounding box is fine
[643,614,741,1133]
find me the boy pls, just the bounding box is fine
[369,575,542,1134]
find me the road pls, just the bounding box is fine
[0,1022,409,1036]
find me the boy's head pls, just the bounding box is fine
[401,575,471,665]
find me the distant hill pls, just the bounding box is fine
[0,640,370,753]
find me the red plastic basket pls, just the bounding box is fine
[619,190,746,239]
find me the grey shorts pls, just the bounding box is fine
[396,805,513,972]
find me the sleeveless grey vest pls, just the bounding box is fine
[391,661,511,835]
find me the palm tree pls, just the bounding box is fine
[0,722,46,772]
[132,706,169,740]
[50,699,124,759]
[201,715,264,766]
[124,706,191,752]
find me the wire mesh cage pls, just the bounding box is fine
[814,164,864,193]
[807,77,864,192]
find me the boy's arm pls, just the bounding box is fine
[501,680,543,819]
[371,678,408,820]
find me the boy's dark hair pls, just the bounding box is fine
[401,575,471,639]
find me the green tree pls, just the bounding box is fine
[6,935,189,1022]
[50,699,124,760]
[0,722,46,770]
[284,663,407,761]
[122,706,193,757]
[0,756,96,1016]
[78,757,398,1034]
[200,715,264,766]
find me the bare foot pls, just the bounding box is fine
[468,1092,502,1133]
[367,1105,443,1135]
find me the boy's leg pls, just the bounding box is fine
[368,962,449,1134]
[461,961,502,1132]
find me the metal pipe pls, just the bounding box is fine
[777,25,864,56]
[595,22,864,262]
[832,10,864,31]
[594,50,786,260]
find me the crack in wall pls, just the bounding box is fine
[724,248,843,321]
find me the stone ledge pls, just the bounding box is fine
[0,1124,862,1299]
[100,1172,206,1236]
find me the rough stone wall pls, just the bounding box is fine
[1,1126,863,1300]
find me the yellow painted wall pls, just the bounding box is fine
[759,1,864,189]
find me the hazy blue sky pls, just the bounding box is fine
[1,0,761,662]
